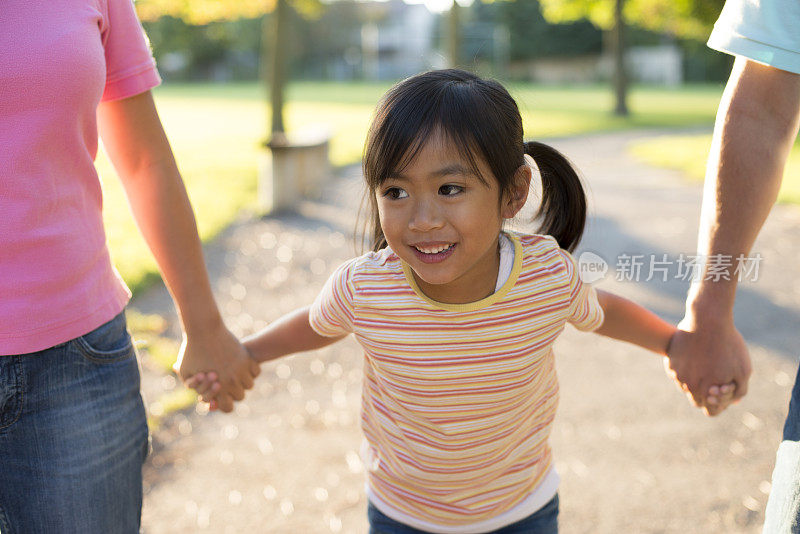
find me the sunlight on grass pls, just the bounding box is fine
[127,310,196,427]
[146,388,198,432]
[99,81,726,296]
[127,310,180,373]
[630,134,800,204]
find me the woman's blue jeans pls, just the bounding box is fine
[0,311,148,534]
[368,494,559,534]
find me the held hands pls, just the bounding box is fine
[174,322,260,413]
[664,316,752,416]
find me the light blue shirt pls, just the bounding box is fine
[708,0,800,74]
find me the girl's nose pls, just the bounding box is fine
[408,198,444,232]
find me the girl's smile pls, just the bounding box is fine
[410,242,457,263]
[376,134,528,304]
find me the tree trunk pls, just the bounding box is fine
[447,0,460,68]
[265,0,289,143]
[611,0,628,116]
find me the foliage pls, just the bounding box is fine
[681,38,734,82]
[538,0,722,39]
[285,1,366,78]
[135,0,324,24]
[143,16,263,80]
[473,0,602,60]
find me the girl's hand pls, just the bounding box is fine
[706,383,737,409]
[185,372,222,405]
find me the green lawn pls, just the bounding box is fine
[630,134,800,204]
[97,81,726,295]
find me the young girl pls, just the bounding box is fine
[194,69,721,533]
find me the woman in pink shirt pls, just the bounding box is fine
[0,0,259,531]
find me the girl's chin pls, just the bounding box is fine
[409,265,458,288]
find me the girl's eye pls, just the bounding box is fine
[383,187,408,200]
[439,184,464,196]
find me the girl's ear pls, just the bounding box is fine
[501,164,532,219]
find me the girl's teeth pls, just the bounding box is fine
[415,244,452,254]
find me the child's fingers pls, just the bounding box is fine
[185,372,222,400]
[702,382,739,416]
[707,383,737,403]
[184,373,203,389]
[707,383,735,396]
[195,377,220,396]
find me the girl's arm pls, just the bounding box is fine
[192,306,345,407]
[594,290,676,355]
[243,306,345,364]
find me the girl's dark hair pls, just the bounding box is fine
[362,68,586,252]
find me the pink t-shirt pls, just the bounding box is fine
[0,0,161,354]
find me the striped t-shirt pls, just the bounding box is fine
[309,232,604,529]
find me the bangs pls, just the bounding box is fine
[363,73,511,190]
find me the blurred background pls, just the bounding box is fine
[106,0,751,297]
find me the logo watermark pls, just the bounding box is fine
[577,252,763,284]
[578,252,609,283]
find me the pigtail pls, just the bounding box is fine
[525,141,586,253]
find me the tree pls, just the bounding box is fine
[538,0,720,115]
[485,0,602,62]
[448,1,462,68]
[136,0,323,142]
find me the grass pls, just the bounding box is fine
[96,80,727,296]
[630,134,800,204]
[126,310,197,427]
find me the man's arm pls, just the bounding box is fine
[667,58,800,415]
[97,90,260,413]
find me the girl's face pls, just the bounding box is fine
[376,135,529,304]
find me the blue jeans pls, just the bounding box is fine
[0,311,148,534]
[764,363,800,534]
[368,494,559,534]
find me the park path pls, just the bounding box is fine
[134,129,800,534]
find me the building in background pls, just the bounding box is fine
[359,0,438,80]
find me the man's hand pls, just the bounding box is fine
[664,316,751,416]
[174,322,260,413]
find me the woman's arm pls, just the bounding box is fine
[594,289,676,355]
[97,90,259,413]
[243,307,345,364]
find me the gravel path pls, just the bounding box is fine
[134,129,800,533]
